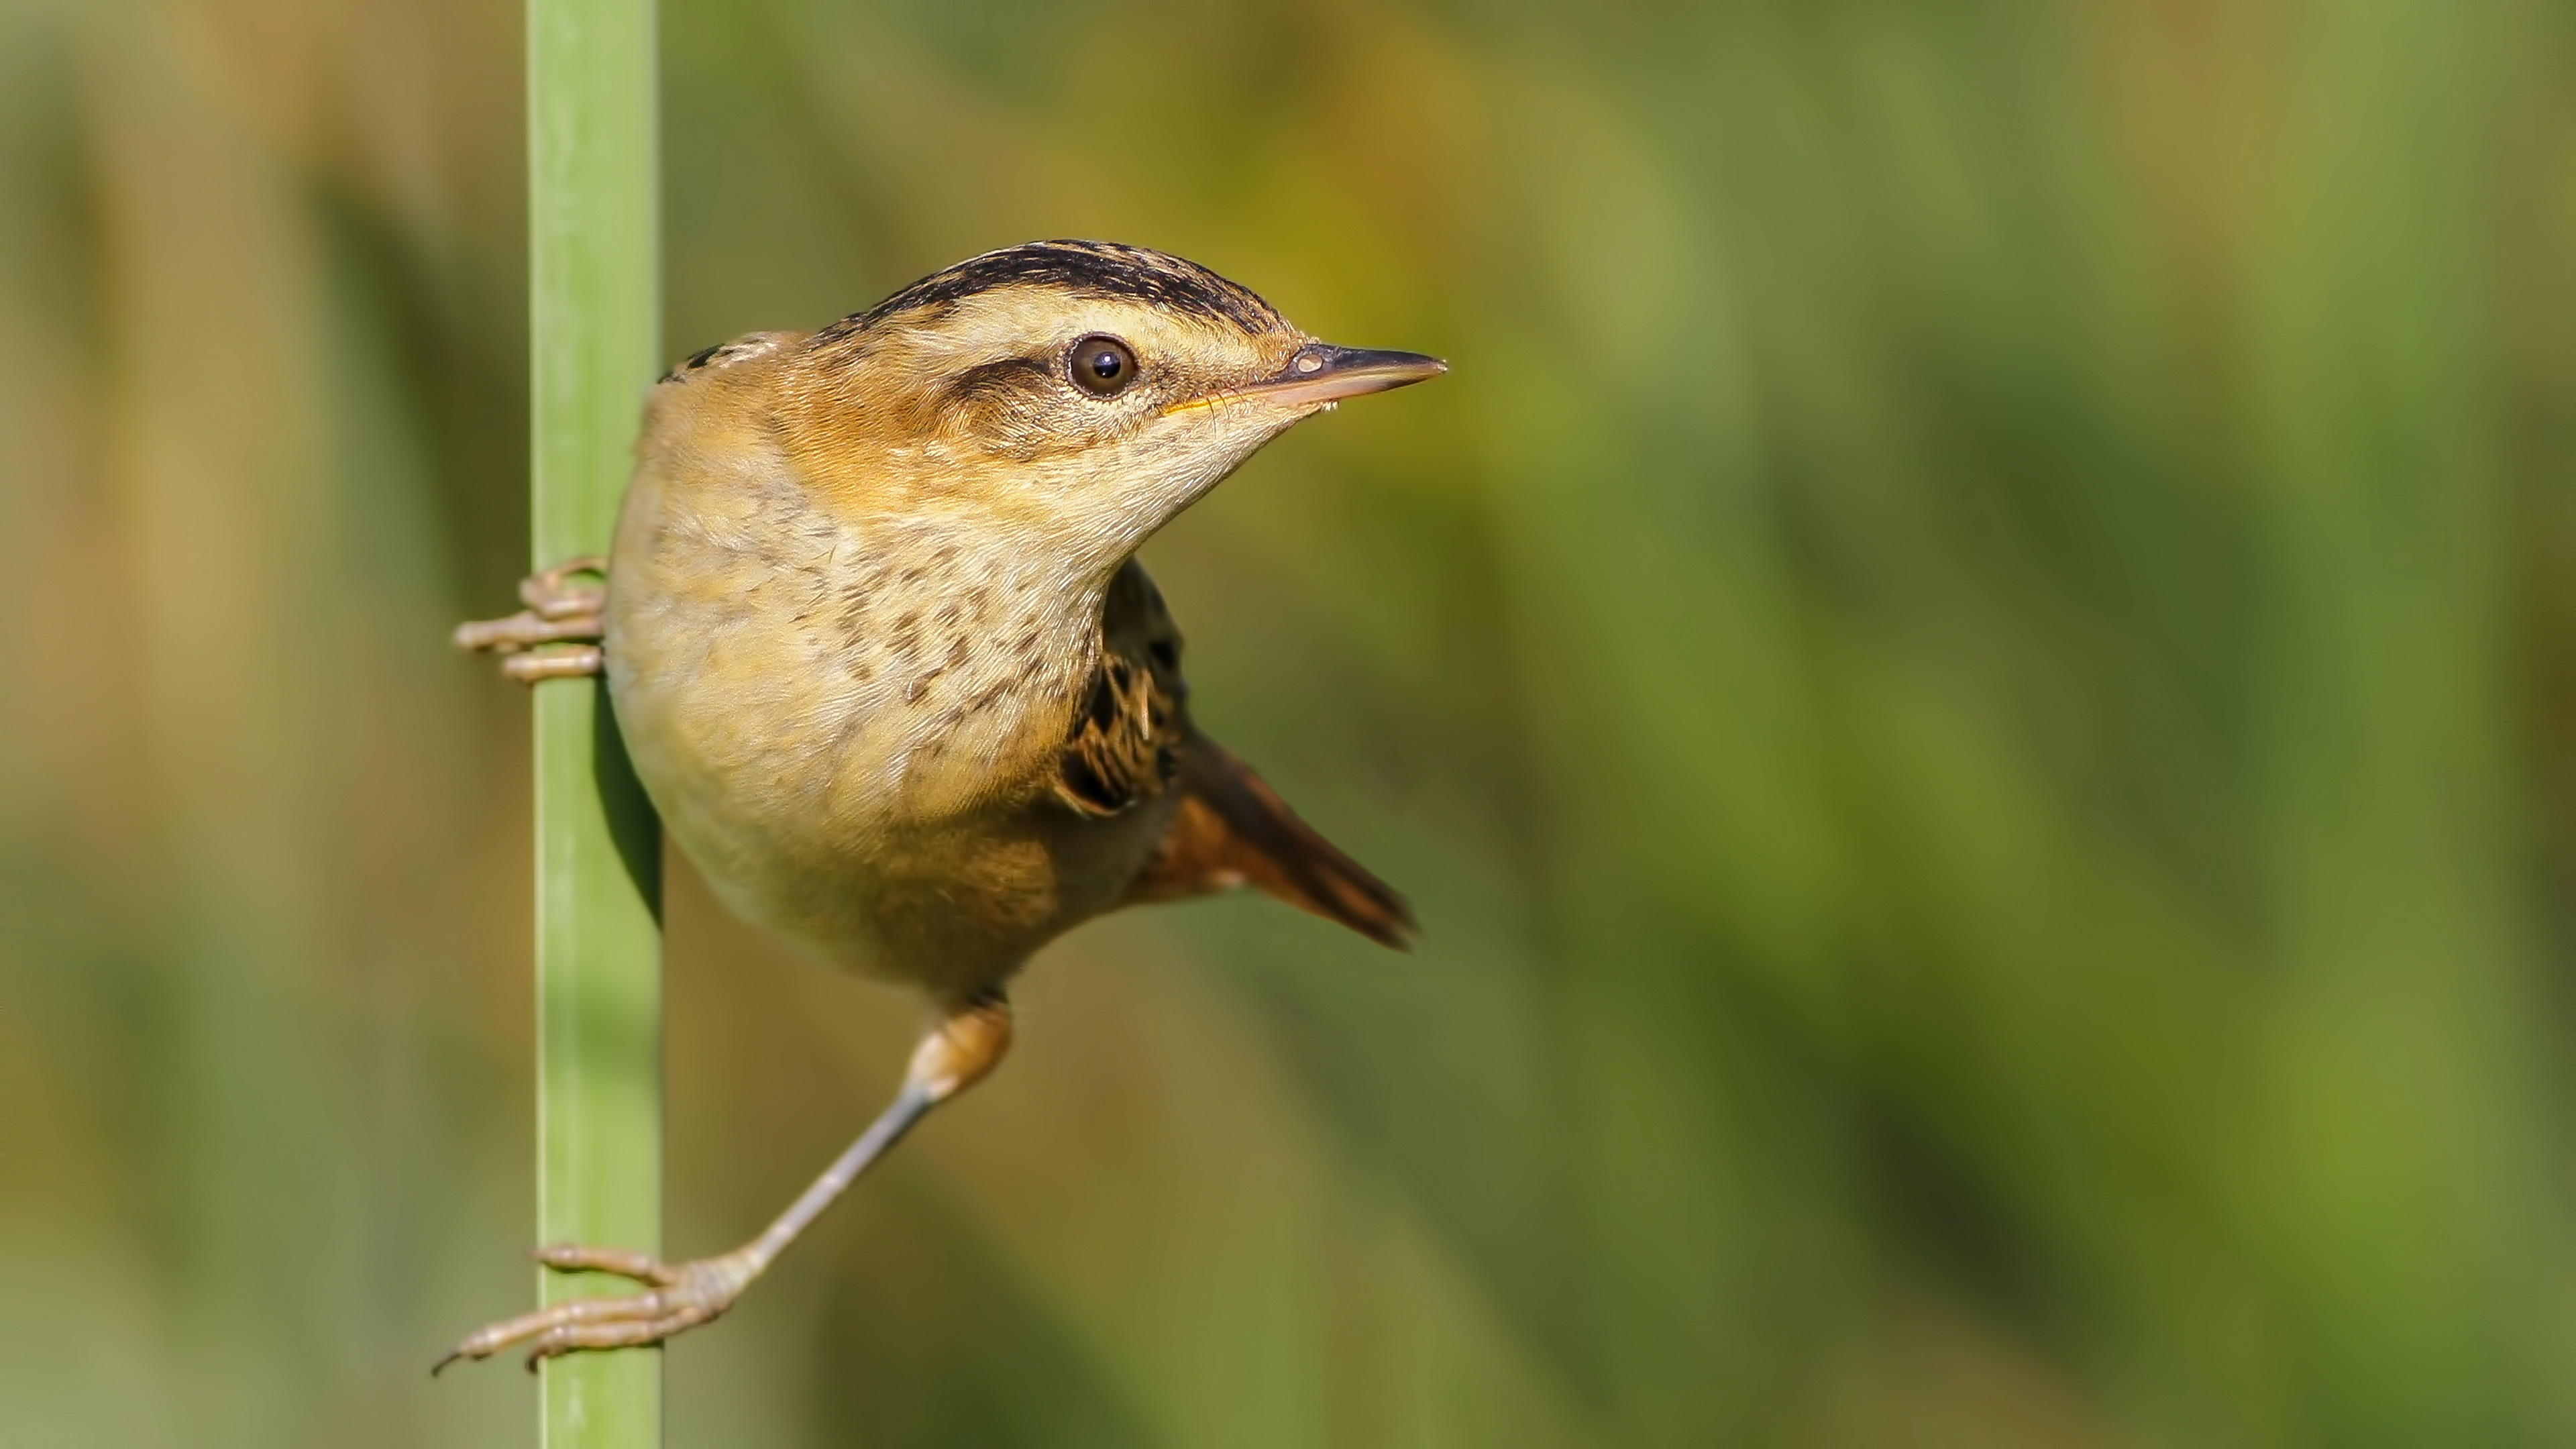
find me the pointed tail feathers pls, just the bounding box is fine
[1124,734,1415,950]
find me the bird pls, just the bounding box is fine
[437,239,1443,1371]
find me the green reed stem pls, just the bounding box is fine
[528,0,661,1443]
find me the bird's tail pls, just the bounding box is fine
[1122,733,1415,950]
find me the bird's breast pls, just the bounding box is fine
[602,423,1114,986]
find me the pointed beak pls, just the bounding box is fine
[1173,344,1448,414]
[1256,343,1448,406]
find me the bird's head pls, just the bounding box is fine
[780,240,1444,578]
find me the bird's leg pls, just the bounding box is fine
[452,555,608,683]
[433,990,1014,1375]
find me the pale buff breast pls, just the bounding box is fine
[602,358,1168,996]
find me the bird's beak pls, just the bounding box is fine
[1171,344,1448,414]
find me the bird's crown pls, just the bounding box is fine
[830,239,1288,341]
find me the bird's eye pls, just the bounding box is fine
[1069,335,1139,397]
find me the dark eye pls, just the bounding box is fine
[1069,335,1139,396]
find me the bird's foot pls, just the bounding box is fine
[453,555,607,683]
[432,1243,757,1375]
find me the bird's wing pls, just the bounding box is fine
[1054,559,1190,816]
[1061,560,1413,950]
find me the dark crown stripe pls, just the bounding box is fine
[817,241,1282,343]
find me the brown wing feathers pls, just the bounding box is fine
[1061,561,1414,950]
[1054,649,1179,815]
[1053,561,1189,816]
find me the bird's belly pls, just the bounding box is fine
[608,647,1013,989]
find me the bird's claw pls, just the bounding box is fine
[453,555,608,683]
[431,1243,756,1375]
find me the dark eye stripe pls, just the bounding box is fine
[947,356,1053,402]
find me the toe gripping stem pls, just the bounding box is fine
[431,995,1016,1375]
[429,1244,759,1376]
[453,555,607,683]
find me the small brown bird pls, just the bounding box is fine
[439,240,1442,1371]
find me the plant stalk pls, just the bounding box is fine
[529,0,661,1442]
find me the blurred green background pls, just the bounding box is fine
[5,0,2574,1444]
